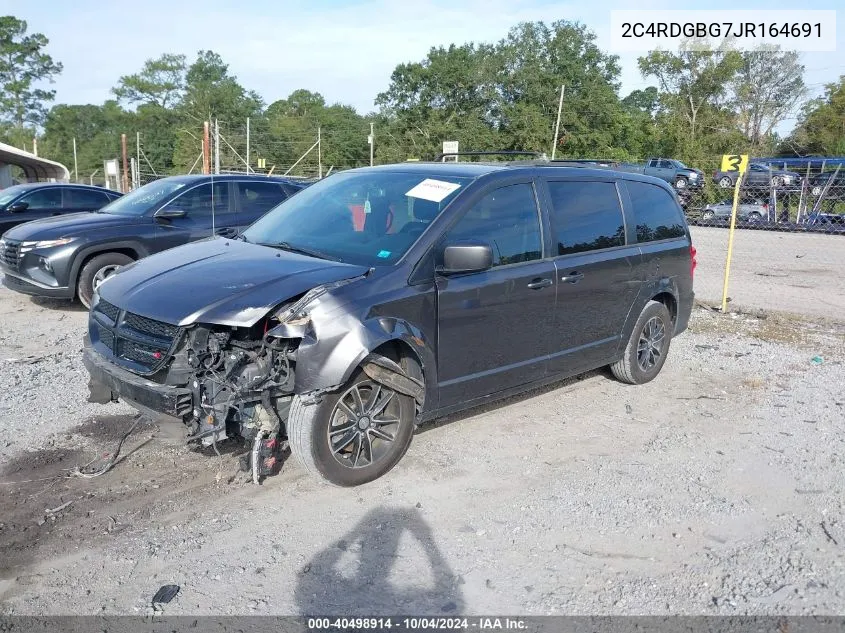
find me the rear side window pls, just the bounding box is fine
[546,181,625,255]
[163,182,229,217]
[626,181,686,243]
[66,189,110,209]
[238,181,287,214]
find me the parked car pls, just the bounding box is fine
[616,158,705,190]
[700,199,769,223]
[809,170,845,202]
[0,174,306,308]
[713,163,801,189]
[805,211,845,229]
[82,162,696,486]
[0,183,121,234]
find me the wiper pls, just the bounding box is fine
[261,241,342,262]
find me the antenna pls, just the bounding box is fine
[211,118,218,234]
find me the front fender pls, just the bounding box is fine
[68,240,150,288]
[293,310,437,411]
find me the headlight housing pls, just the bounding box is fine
[20,237,76,253]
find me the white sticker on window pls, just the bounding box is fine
[405,179,461,203]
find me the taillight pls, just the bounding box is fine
[690,245,697,278]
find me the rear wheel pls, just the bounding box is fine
[746,211,763,223]
[77,252,133,309]
[288,370,415,486]
[611,300,673,385]
[701,210,716,222]
[719,176,733,188]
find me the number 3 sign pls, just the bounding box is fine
[721,154,748,173]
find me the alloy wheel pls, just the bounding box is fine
[637,316,666,372]
[327,380,401,469]
[92,264,122,291]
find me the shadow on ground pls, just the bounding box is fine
[296,506,464,615]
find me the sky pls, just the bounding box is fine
[3,0,844,133]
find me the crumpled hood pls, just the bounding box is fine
[3,212,145,240]
[96,237,369,327]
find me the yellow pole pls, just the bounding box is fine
[720,173,744,313]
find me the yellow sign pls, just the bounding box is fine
[257,158,266,169]
[721,154,748,173]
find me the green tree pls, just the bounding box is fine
[260,90,369,175]
[40,101,127,181]
[376,41,499,160]
[172,50,263,170]
[732,47,805,152]
[112,53,186,108]
[787,76,845,156]
[375,21,632,161]
[0,16,62,145]
[638,42,743,160]
[495,21,626,158]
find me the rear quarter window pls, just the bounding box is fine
[625,180,686,243]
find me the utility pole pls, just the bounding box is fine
[121,133,129,193]
[318,126,322,179]
[72,138,78,182]
[136,132,141,185]
[202,121,211,175]
[369,122,374,167]
[214,118,220,175]
[246,117,250,174]
[551,85,565,160]
[32,137,38,157]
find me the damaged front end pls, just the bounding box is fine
[84,281,352,480]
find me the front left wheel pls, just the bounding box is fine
[77,252,134,309]
[288,370,416,486]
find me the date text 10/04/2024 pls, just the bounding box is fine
[307,617,528,630]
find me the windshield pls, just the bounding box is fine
[0,185,28,206]
[242,171,471,266]
[101,179,189,216]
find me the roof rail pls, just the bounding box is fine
[433,150,548,162]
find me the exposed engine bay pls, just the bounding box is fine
[170,306,306,481]
[85,270,428,485]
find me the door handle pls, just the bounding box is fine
[526,278,553,289]
[561,271,584,283]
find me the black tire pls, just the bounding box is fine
[77,252,133,309]
[719,176,733,188]
[674,176,688,190]
[288,369,415,486]
[610,300,673,385]
[746,211,762,223]
[701,210,715,222]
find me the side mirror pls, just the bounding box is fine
[8,201,28,213]
[438,241,493,275]
[155,207,187,219]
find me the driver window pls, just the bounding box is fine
[19,188,62,210]
[441,183,541,268]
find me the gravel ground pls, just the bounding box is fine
[690,226,845,320]
[1,236,844,615]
